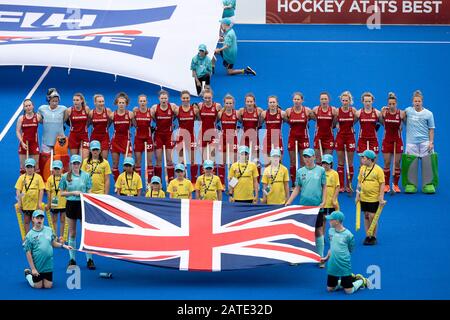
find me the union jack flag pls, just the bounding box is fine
[80,194,321,271]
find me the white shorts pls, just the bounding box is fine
[41,144,53,154]
[406,142,432,158]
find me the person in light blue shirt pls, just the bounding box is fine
[222,0,236,19]
[214,18,256,76]
[321,211,368,294]
[191,44,212,95]
[401,90,438,194]
[38,88,67,153]
[286,148,327,263]
[60,154,95,270]
[23,210,72,288]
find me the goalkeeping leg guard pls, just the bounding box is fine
[401,154,418,193]
[421,153,438,194]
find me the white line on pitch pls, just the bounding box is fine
[237,40,450,44]
[0,66,52,143]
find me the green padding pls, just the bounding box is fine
[401,154,418,188]
[422,153,439,188]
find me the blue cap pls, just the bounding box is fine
[150,176,161,184]
[24,158,36,167]
[358,149,376,160]
[203,159,214,169]
[70,154,82,164]
[270,148,281,157]
[90,140,101,151]
[238,145,250,154]
[220,18,232,26]
[32,209,45,218]
[52,160,63,169]
[123,157,135,166]
[326,210,345,222]
[322,154,333,164]
[175,163,185,172]
[198,44,207,52]
[302,148,315,157]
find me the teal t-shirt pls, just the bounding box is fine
[23,226,56,273]
[405,107,435,144]
[327,228,355,277]
[222,0,236,18]
[223,28,237,65]
[191,54,212,78]
[295,165,326,206]
[60,170,92,201]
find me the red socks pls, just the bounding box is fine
[147,166,154,181]
[384,168,390,185]
[154,166,162,179]
[289,166,297,186]
[337,165,345,189]
[218,165,225,185]
[112,168,119,181]
[394,168,401,185]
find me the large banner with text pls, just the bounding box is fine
[266,0,450,24]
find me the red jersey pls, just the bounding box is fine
[112,111,131,137]
[221,110,238,132]
[154,104,174,134]
[91,108,109,136]
[69,107,88,134]
[383,109,401,141]
[21,113,39,143]
[315,106,333,137]
[359,108,378,139]
[337,107,355,136]
[265,109,282,133]
[134,108,152,138]
[289,107,308,137]
[242,108,259,131]
[178,105,195,136]
[199,102,218,132]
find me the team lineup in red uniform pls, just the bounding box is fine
[16,88,412,194]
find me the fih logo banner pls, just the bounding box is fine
[0,0,223,94]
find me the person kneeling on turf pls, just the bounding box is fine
[23,210,72,289]
[321,211,369,294]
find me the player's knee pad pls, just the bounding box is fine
[421,153,438,193]
[401,154,418,190]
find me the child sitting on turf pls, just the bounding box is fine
[321,211,369,294]
[145,176,166,198]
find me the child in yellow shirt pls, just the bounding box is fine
[145,176,166,198]
[167,164,193,199]
[45,160,67,241]
[115,157,143,196]
[195,160,223,200]
[15,158,45,234]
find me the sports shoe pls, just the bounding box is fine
[318,262,326,268]
[384,185,390,193]
[370,237,378,245]
[405,184,417,193]
[363,237,371,245]
[422,184,436,194]
[245,66,256,76]
[67,259,77,268]
[87,259,96,270]
[354,273,368,288]
[24,268,32,277]
[392,184,401,193]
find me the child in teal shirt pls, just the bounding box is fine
[23,210,72,288]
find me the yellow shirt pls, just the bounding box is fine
[145,189,166,198]
[228,161,259,201]
[195,174,223,200]
[324,169,340,209]
[358,164,385,202]
[81,158,112,194]
[15,173,45,210]
[167,178,194,199]
[261,164,289,205]
[115,172,143,196]
[45,175,67,209]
